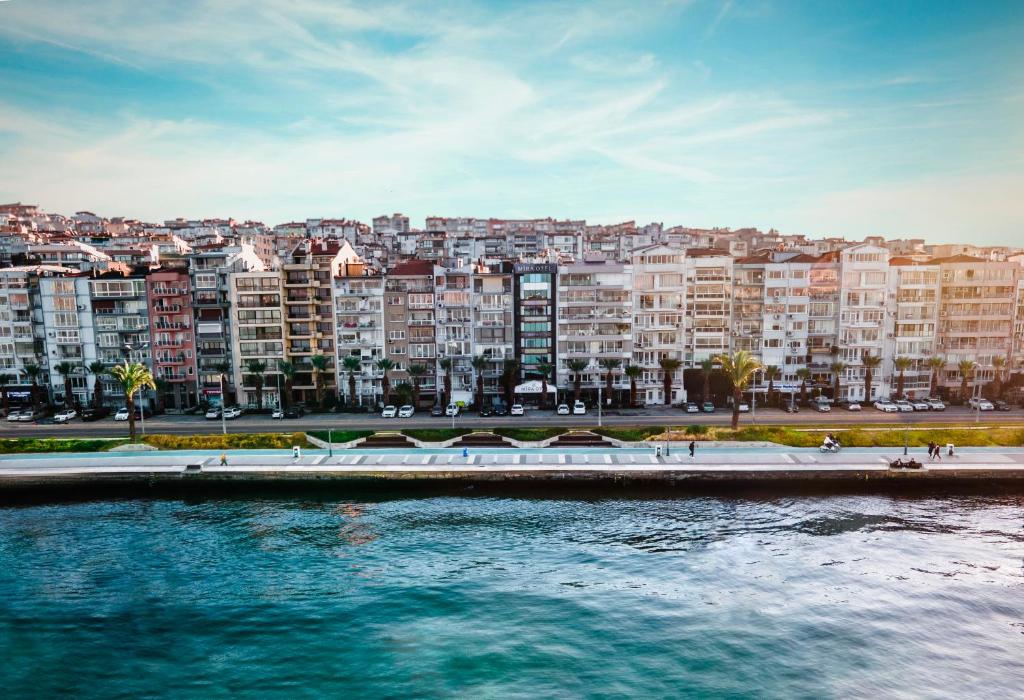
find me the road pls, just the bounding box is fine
[4,405,1022,438]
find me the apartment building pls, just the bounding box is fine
[631,245,686,405]
[229,270,285,408]
[435,266,474,400]
[470,262,514,402]
[887,258,940,399]
[384,260,436,405]
[836,244,890,402]
[0,266,50,405]
[37,275,93,407]
[146,267,198,410]
[512,263,557,395]
[684,250,733,367]
[333,262,386,406]
[806,253,841,388]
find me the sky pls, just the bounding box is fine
[0,0,1022,244]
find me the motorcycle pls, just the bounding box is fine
[819,442,841,453]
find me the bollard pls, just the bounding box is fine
[947,443,954,457]
[462,447,469,458]
[292,445,301,460]
[655,445,663,459]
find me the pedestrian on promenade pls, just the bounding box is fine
[927,442,935,460]
[220,452,228,466]
[689,441,696,459]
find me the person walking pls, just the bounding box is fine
[927,442,935,461]
[689,441,696,459]
[219,452,228,467]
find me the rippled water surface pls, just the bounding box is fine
[1,494,1023,698]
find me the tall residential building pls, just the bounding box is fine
[512,263,557,396]
[470,262,514,402]
[0,266,51,406]
[836,243,890,402]
[435,266,474,399]
[229,270,285,408]
[333,261,385,406]
[631,245,686,405]
[886,258,940,398]
[684,249,733,367]
[384,260,436,405]
[146,267,198,410]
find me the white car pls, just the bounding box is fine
[271,408,284,419]
[205,407,221,419]
[926,398,946,411]
[910,399,930,411]
[381,405,397,418]
[873,400,898,413]
[556,404,570,415]
[398,405,415,418]
[510,404,525,416]
[572,400,586,415]
[114,407,130,421]
[894,400,914,412]
[445,403,460,417]
[222,406,242,419]
[968,397,994,411]
[17,409,38,422]
[814,400,831,413]
[53,409,77,423]
[846,402,862,411]
[738,403,750,413]
[6,409,25,422]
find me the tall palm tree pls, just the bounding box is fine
[764,365,780,406]
[110,361,155,442]
[624,364,642,408]
[926,356,945,397]
[716,350,762,429]
[0,373,9,415]
[393,382,414,406]
[245,359,267,409]
[566,359,588,402]
[54,361,76,409]
[342,356,362,406]
[830,361,846,402]
[699,358,714,402]
[471,355,488,410]
[893,356,913,399]
[991,356,1006,398]
[277,360,295,408]
[407,364,427,406]
[862,355,882,401]
[310,354,330,406]
[535,362,554,409]
[501,359,520,407]
[439,357,453,406]
[659,357,682,406]
[87,361,106,409]
[23,363,42,408]
[957,359,976,400]
[377,358,395,405]
[598,358,621,405]
[796,367,810,406]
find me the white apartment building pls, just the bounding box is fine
[631,245,686,405]
[333,263,385,406]
[229,270,285,408]
[470,264,514,401]
[886,259,940,398]
[684,250,733,367]
[38,275,97,407]
[837,243,891,402]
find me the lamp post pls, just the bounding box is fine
[219,372,227,435]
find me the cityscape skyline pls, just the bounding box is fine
[2,1,1023,244]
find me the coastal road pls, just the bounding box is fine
[3,405,1023,438]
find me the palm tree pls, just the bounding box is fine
[893,356,913,399]
[0,373,9,415]
[716,351,762,429]
[660,357,682,406]
[501,359,520,407]
[566,359,588,402]
[471,355,488,410]
[23,363,42,408]
[764,365,780,406]
[624,364,642,408]
[393,382,414,406]
[535,362,554,409]
[862,355,882,401]
[245,359,267,409]
[110,361,155,442]
[407,364,427,406]
[598,358,621,405]
[927,356,945,397]
[310,354,330,407]
[439,357,453,406]
[87,361,106,409]
[54,361,76,409]
[957,359,976,400]
[277,360,295,408]
[991,356,1006,398]
[377,358,395,405]
[830,361,846,402]
[213,361,232,406]
[699,358,714,402]
[796,367,810,406]
[342,356,362,406]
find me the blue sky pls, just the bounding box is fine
[0,0,1021,243]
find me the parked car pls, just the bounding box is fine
[784,403,800,413]
[910,399,930,411]
[737,402,750,413]
[845,402,862,411]
[684,401,700,413]
[492,405,508,417]
[381,405,397,418]
[205,407,221,420]
[430,404,444,417]
[6,409,25,422]
[510,404,525,416]
[271,408,284,419]
[283,407,303,419]
[926,398,946,411]
[894,400,914,413]
[53,409,77,424]
[222,406,242,420]
[968,397,994,411]
[478,406,493,417]
[398,405,415,418]
[114,407,130,421]
[572,400,586,415]
[17,408,40,422]
[992,400,1013,412]
[445,403,460,417]
[813,398,831,412]
[873,400,898,413]
[80,407,110,422]
[702,401,715,413]
[556,404,570,415]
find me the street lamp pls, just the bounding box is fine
[219,372,228,435]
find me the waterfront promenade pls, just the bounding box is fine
[3,446,1024,490]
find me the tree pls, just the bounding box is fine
[23,363,42,408]
[624,364,642,408]
[471,355,488,410]
[87,361,107,409]
[893,356,913,399]
[957,359,976,400]
[598,358,621,405]
[54,361,76,409]
[991,356,1006,398]
[214,361,232,405]
[660,357,682,406]
[407,363,427,406]
[501,359,520,407]
[377,358,395,405]
[566,359,588,402]
[393,382,414,406]
[154,378,170,412]
[862,355,882,401]
[277,360,295,408]
[764,365,780,406]
[0,373,9,414]
[716,350,762,429]
[830,361,846,402]
[310,354,330,407]
[699,358,714,402]
[535,362,554,409]
[245,359,267,409]
[439,358,453,406]
[796,367,810,406]
[926,356,945,397]
[110,361,155,442]
[342,356,362,406]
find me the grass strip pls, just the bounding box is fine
[0,438,129,453]
[143,433,308,450]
